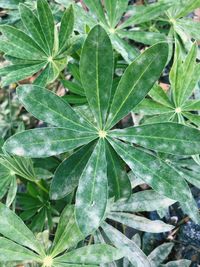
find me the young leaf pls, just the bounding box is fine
[75,139,108,236]
[0,203,45,255]
[19,3,49,54]
[17,85,96,132]
[0,237,41,262]
[109,122,200,155]
[106,43,168,129]
[80,25,114,128]
[50,141,95,200]
[102,222,151,267]
[107,212,174,233]
[55,244,123,265]
[37,0,55,55]
[3,128,97,158]
[59,5,74,54]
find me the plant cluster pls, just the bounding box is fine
[0,0,200,266]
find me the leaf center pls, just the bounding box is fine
[43,256,53,267]
[175,107,182,113]
[99,130,107,138]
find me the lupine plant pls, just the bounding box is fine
[0,0,200,266]
[0,0,74,86]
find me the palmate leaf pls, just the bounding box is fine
[110,122,200,155]
[80,25,114,129]
[0,0,75,86]
[134,43,200,127]
[81,1,171,63]
[105,42,168,129]
[75,139,107,236]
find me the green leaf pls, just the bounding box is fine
[0,203,45,255]
[119,2,172,29]
[51,205,84,258]
[162,259,191,267]
[75,139,107,236]
[62,94,87,105]
[111,190,175,212]
[118,30,167,46]
[176,19,200,41]
[83,0,107,25]
[0,237,41,262]
[172,43,199,106]
[106,141,131,200]
[3,128,97,158]
[1,62,46,87]
[80,25,114,128]
[0,164,14,199]
[17,85,96,132]
[6,175,17,207]
[149,84,173,108]
[183,100,200,111]
[37,0,55,55]
[0,25,46,60]
[104,0,129,28]
[19,3,49,54]
[55,244,123,265]
[108,138,199,221]
[133,98,173,115]
[33,64,51,86]
[107,212,174,233]
[50,141,95,200]
[61,79,85,96]
[174,0,200,18]
[109,122,200,155]
[109,33,139,63]
[106,43,168,129]
[183,112,200,127]
[102,222,151,267]
[148,243,174,267]
[59,5,74,54]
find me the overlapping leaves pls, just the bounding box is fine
[0,203,122,266]
[4,25,200,239]
[134,41,200,126]
[0,0,74,86]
